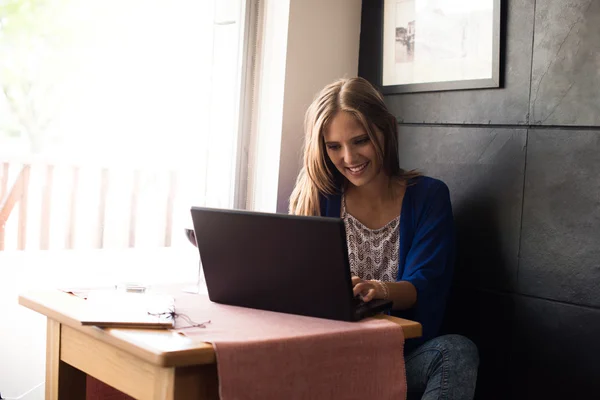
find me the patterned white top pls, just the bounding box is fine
[342,194,400,283]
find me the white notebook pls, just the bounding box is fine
[79,290,175,329]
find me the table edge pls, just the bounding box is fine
[19,289,422,367]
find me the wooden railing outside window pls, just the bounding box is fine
[0,159,191,251]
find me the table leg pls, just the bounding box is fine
[58,323,219,399]
[154,364,219,400]
[46,319,86,400]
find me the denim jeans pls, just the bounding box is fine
[405,334,479,400]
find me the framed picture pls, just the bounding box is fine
[380,0,501,94]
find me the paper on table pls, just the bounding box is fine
[80,290,175,329]
[60,286,116,299]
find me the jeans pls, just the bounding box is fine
[405,334,479,400]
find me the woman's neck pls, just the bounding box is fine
[346,173,398,208]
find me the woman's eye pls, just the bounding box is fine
[355,138,370,145]
[326,145,340,151]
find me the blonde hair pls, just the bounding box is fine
[289,77,419,216]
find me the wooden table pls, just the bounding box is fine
[19,288,422,400]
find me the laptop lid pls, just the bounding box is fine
[190,206,356,321]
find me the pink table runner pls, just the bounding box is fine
[174,293,407,400]
[87,376,133,400]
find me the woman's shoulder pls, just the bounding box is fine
[407,175,450,200]
[404,175,454,231]
[318,190,342,217]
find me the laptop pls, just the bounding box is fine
[190,206,393,321]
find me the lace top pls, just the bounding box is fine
[341,194,400,282]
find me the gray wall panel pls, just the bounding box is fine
[530,0,600,125]
[510,296,600,399]
[519,129,600,307]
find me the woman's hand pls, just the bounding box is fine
[352,276,417,309]
[351,276,385,302]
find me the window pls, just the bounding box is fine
[0,0,256,252]
[1,2,260,397]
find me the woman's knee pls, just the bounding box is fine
[434,334,479,368]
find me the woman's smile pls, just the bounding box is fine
[346,161,369,176]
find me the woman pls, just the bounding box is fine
[289,77,479,399]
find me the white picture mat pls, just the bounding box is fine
[382,0,495,87]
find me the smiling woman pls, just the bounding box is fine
[289,77,479,399]
[289,77,419,217]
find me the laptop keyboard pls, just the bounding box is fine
[352,296,368,310]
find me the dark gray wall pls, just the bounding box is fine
[359,1,600,398]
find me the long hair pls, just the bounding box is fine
[289,77,419,216]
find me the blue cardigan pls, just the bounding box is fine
[319,176,455,349]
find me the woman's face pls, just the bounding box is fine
[323,111,384,188]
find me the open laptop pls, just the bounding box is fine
[190,206,392,321]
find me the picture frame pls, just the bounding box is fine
[378,0,502,95]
